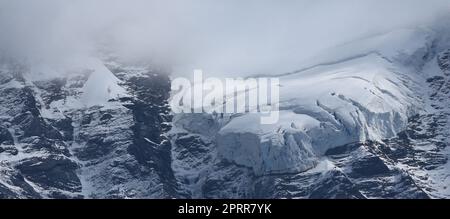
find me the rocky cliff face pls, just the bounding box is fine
[0,57,182,198]
[1,27,450,199]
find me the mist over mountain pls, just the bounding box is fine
[1,0,449,76]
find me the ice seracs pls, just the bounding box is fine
[217,112,319,176]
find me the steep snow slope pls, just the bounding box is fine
[383,48,450,198]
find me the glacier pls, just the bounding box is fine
[187,28,430,176]
[170,26,450,198]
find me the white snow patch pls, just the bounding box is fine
[80,60,128,107]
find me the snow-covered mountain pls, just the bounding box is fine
[1,24,450,198]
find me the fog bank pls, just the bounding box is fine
[0,0,449,76]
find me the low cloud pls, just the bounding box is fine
[1,0,449,76]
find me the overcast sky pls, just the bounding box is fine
[0,0,449,76]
